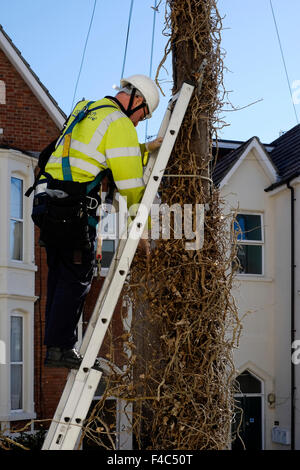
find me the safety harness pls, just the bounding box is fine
[26,101,117,250]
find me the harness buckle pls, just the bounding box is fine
[86,196,99,210]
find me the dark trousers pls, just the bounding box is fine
[44,245,95,350]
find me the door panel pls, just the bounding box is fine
[232,396,262,450]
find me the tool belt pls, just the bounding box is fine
[32,177,102,251]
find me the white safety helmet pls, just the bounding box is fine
[120,74,160,119]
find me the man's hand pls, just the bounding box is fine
[146,137,163,152]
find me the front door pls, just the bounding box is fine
[232,369,264,450]
[232,395,262,450]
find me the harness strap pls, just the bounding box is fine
[59,102,116,181]
[56,100,94,150]
[86,168,109,194]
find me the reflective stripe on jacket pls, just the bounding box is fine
[45,98,146,210]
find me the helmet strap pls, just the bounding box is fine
[126,87,147,117]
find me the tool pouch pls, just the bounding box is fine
[32,193,93,250]
[32,193,49,229]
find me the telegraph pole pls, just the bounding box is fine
[129,0,237,450]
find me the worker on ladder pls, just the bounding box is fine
[29,74,162,370]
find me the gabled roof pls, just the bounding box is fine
[213,123,300,190]
[212,136,278,188]
[265,124,300,190]
[0,24,66,128]
[212,139,252,186]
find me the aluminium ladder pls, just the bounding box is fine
[42,81,195,450]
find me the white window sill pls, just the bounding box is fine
[235,274,273,283]
[7,261,37,272]
[0,411,36,422]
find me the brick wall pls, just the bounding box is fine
[33,233,69,421]
[0,48,60,151]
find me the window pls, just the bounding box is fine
[235,369,262,394]
[101,240,115,268]
[234,213,263,275]
[10,316,23,411]
[96,209,116,270]
[10,177,23,261]
[0,80,5,104]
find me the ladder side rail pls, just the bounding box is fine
[143,99,173,184]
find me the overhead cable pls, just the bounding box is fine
[145,0,158,142]
[269,0,299,124]
[70,0,98,112]
[121,0,135,80]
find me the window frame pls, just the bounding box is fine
[10,176,24,262]
[234,212,264,277]
[10,313,24,412]
[96,195,118,276]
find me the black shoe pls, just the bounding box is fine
[61,348,83,369]
[44,347,102,371]
[62,350,103,372]
[44,347,83,370]
[44,347,63,368]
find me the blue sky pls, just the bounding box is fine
[1,0,300,144]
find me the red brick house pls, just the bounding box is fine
[0,25,127,446]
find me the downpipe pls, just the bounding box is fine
[287,181,296,450]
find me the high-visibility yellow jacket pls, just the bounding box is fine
[44,98,147,210]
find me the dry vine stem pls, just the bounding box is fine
[80,0,243,451]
